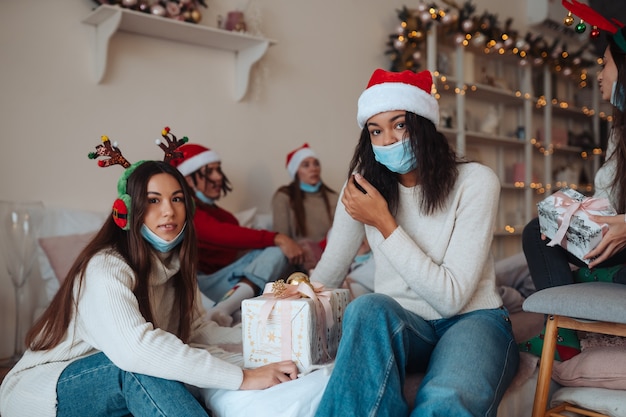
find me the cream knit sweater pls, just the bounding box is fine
[311,162,503,319]
[0,249,244,417]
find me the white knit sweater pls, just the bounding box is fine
[0,249,244,417]
[311,162,503,319]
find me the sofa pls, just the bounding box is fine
[27,205,626,417]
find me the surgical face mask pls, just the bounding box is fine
[141,223,186,253]
[353,251,372,265]
[300,181,322,193]
[195,189,215,205]
[611,81,625,111]
[371,139,417,174]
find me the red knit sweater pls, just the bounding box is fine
[193,202,278,274]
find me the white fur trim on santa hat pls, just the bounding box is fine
[287,148,317,180]
[176,149,221,176]
[357,82,439,129]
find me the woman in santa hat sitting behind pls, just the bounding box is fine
[271,143,338,272]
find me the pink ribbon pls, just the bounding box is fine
[258,281,335,362]
[547,190,613,247]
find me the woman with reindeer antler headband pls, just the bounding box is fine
[520,1,626,360]
[0,128,298,417]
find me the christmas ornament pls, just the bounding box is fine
[564,11,574,26]
[575,21,586,33]
[590,26,600,39]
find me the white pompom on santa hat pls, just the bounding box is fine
[170,143,221,176]
[286,143,318,180]
[357,69,439,129]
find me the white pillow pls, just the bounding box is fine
[551,386,626,417]
[233,207,257,228]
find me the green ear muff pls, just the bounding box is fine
[112,160,146,231]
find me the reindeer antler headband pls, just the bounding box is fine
[561,0,626,52]
[87,127,188,230]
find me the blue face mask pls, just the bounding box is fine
[141,223,186,253]
[371,140,417,174]
[300,181,322,193]
[353,251,372,265]
[195,189,215,205]
[611,81,625,111]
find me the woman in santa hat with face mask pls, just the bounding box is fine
[310,68,518,416]
[271,143,338,272]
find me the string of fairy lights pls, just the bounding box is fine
[387,1,615,233]
[386,1,600,83]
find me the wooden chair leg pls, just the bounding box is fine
[531,315,559,417]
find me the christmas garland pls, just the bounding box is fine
[386,1,596,81]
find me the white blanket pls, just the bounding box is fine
[197,367,331,417]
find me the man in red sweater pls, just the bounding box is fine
[171,143,304,326]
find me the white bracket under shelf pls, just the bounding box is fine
[82,5,276,101]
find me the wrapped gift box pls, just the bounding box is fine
[538,187,616,263]
[242,284,350,372]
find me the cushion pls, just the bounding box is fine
[38,232,96,284]
[233,207,257,228]
[522,282,626,324]
[552,346,626,390]
[36,206,106,301]
[550,386,626,417]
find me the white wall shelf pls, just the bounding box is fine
[82,5,276,101]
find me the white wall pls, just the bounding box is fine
[0,0,528,357]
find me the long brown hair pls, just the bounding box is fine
[26,161,199,350]
[607,27,626,213]
[348,111,463,215]
[276,180,336,236]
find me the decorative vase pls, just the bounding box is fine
[1,201,44,366]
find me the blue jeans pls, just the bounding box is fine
[522,217,626,290]
[56,352,208,417]
[314,294,518,417]
[197,247,288,300]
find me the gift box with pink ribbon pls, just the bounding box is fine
[241,277,350,373]
[537,187,617,263]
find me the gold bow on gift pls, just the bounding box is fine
[259,273,335,362]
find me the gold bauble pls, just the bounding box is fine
[287,272,310,286]
[286,272,314,295]
[564,13,574,26]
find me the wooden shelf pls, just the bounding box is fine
[82,5,276,101]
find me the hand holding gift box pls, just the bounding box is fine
[537,187,617,263]
[242,273,350,373]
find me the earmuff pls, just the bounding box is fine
[112,160,146,230]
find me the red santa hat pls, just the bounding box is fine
[357,69,439,129]
[169,143,221,176]
[286,143,318,180]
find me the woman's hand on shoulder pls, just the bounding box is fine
[239,360,298,390]
[586,213,626,267]
[343,174,397,238]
